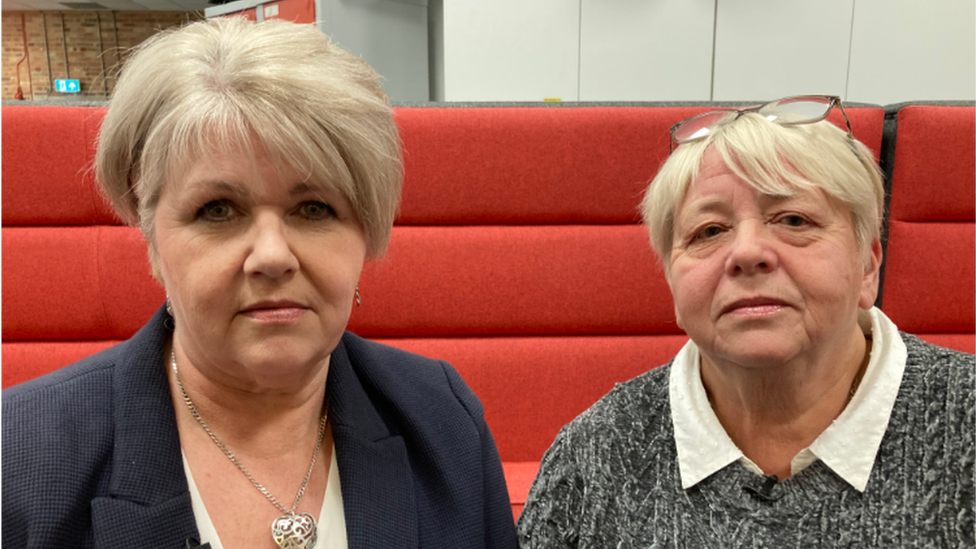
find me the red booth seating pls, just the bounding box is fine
[4,102,971,520]
[879,104,976,353]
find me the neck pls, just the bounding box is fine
[167,338,329,458]
[700,326,870,478]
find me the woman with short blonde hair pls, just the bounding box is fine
[4,17,518,549]
[519,96,974,548]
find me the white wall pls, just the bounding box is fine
[320,0,429,102]
[712,0,853,101]
[443,0,580,101]
[439,0,976,104]
[579,0,713,101]
[847,0,976,104]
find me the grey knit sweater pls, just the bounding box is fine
[517,334,974,548]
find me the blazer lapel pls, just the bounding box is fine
[88,311,420,548]
[90,307,199,549]
[329,339,419,549]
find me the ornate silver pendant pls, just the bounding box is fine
[271,512,317,549]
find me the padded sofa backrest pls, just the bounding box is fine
[878,103,976,352]
[2,103,886,465]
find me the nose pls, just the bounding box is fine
[724,222,778,276]
[243,211,299,279]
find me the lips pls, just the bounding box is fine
[241,300,308,323]
[720,297,790,317]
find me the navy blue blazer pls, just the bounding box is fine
[2,306,518,549]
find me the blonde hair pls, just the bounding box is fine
[95,17,402,276]
[640,113,884,275]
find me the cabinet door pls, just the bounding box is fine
[580,0,713,101]
[712,0,853,101]
[847,0,976,104]
[443,0,580,102]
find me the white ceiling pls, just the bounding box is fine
[1,0,211,11]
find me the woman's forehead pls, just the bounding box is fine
[680,177,795,213]
[167,142,323,194]
[689,145,805,196]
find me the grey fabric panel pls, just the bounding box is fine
[4,100,886,109]
[394,100,883,109]
[884,100,976,115]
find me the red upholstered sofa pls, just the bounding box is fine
[877,104,976,352]
[3,102,974,519]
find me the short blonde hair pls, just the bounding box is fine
[95,17,402,276]
[640,113,884,275]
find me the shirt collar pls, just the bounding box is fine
[670,307,908,492]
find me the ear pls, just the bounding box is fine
[858,239,883,309]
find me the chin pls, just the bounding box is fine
[722,351,797,370]
[242,343,324,370]
[710,333,803,369]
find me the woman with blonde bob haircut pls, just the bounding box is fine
[3,17,518,549]
[519,96,974,548]
[96,15,402,271]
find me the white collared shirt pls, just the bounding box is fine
[670,307,907,492]
[182,442,348,549]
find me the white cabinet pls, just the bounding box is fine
[579,0,713,101]
[442,0,580,101]
[847,0,976,104]
[436,0,975,103]
[712,0,853,101]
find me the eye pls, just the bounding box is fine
[198,200,236,222]
[778,214,808,227]
[298,201,335,220]
[693,224,725,241]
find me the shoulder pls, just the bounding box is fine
[340,331,452,374]
[889,333,973,456]
[2,343,127,542]
[557,362,672,450]
[532,362,673,482]
[3,340,128,422]
[878,334,974,524]
[900,333,975,393]
[336,333,517,547]
[528,362,673,492]
[518,363,674,547]
[3,341,130,454]
[901,333,975,369]
[338,331,487,423]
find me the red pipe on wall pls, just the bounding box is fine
[14,13,34,100]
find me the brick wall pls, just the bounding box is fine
[2,11,202,101]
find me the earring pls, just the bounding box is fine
[164,296,176,330]
[355,286,361,307]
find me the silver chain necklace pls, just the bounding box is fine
[171,349,326,549]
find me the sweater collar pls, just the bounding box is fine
[670,307,908,492]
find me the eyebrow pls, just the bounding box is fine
[289,182,332,196]
[679,197,732,218]
[681,192,801,217]
[183,180,333,198]
[186,180,250,199]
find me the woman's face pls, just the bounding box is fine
[668,148,881,370]
[154,144,367,390]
